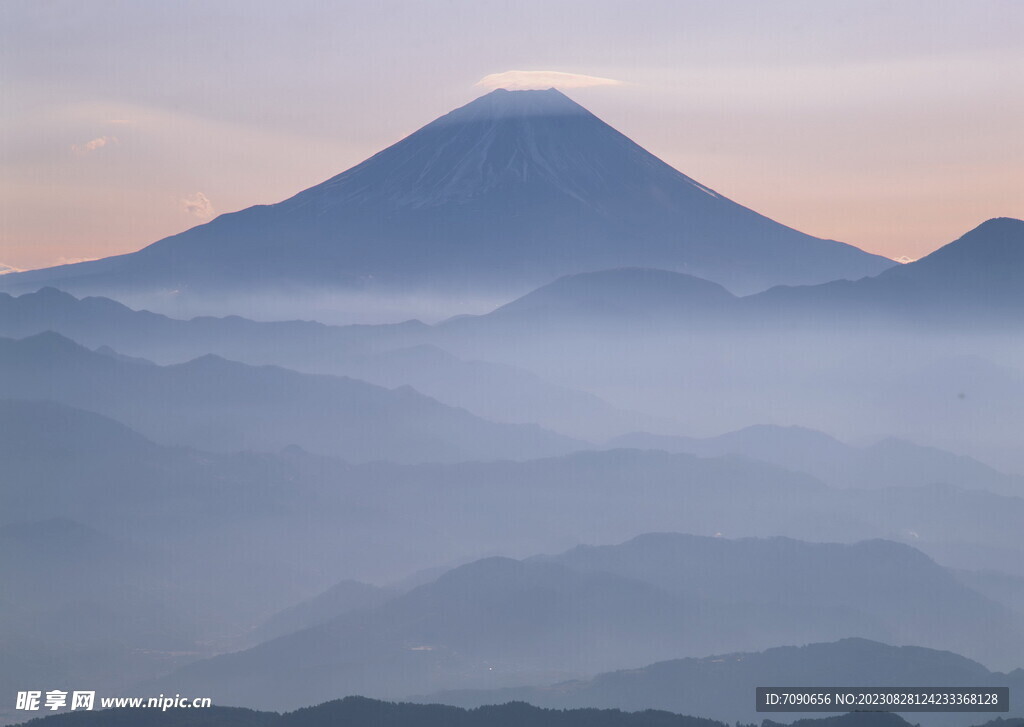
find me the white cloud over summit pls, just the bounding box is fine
[476,70,623,91]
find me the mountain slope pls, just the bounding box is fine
[749,218,1024,325]
[151,557,698,709]
[151,535,1022,711]
[430,639,1024,727]
[0,286,429,361]
[537,533,1020,664]
[442,268,738,335]
[608,425,1022,495]
[0,89,892,309]
[250,580,397,644]
[0,288,666,440]
[0,332,579,463]
[877,217,1024,294]
[5,404,1024,710]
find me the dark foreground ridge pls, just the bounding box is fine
[15,695,1018,727]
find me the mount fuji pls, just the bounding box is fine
[2,88,893,315]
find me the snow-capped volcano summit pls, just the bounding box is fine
[2,88,893,311]
[295,88,634,210]
[289,88,723,212]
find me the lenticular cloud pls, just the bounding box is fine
[476,70,623,91]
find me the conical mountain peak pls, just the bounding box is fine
[0,88,894,307]
[437,87,592,122]
[293,86,654,212]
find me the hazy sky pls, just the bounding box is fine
[2,0,1022,272]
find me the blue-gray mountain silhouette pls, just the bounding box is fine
[429,638,1024,727]
[750,217,1024,324]
[609,425,1022,495]
[0,287,668,440]
[150,535,1021,711]
[0,332,579,463]
[0,89,892,302]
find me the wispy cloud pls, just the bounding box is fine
[71,135,118,154]
[0,262,22,275]
[181,192,215,219]
[476,70,624,91]
[895,255,918,264]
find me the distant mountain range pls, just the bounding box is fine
[5,217,1022,362]
[0,332,579,462]
[609,425,1023,495]
[148,534,1023,711]
[0,89,893,316]
[429,638,1024,727]
[459,268,738,333]
[4,214,1024,452]
[749,217,1024,326]
[0,287,671,440]
[4,398,1024,719]
[2,216,1018,342]
[440,217,1024,333]
[4,398,1024,587]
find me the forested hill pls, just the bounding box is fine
[12,696,1022,727]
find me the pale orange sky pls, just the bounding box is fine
[2,0,1022,272]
